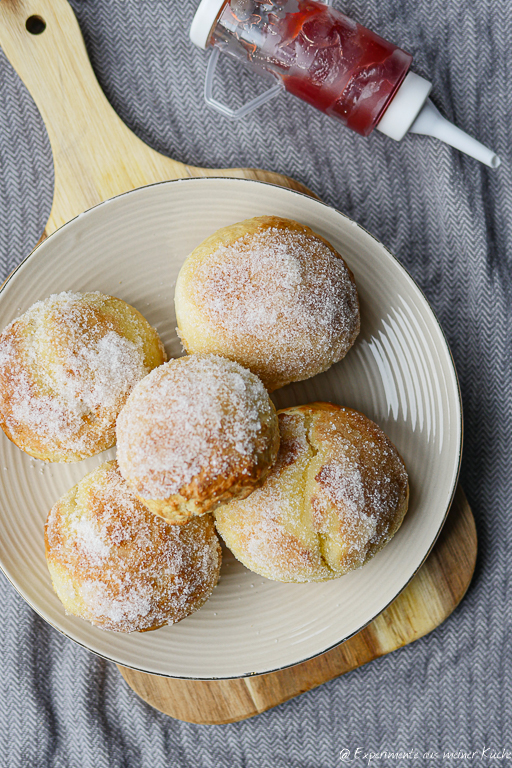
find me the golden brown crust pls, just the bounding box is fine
[214,402,409,582]
[116,354,280,525]
[0,292,166,462]
[137,450,279,524]
[175,216,360,391]
[44,461,222,632]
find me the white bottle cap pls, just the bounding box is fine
[190,0,226,49]
[377,72,432,141]
[377,71,500,168]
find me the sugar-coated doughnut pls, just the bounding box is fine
[0,291,166,462]
[44,461,222,633]
[175,216,360,391]
[214,403,409,582]
[116,354,280,525]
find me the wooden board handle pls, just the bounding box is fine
[0,0,314,234]
[0,0,186,230]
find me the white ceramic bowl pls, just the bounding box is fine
[0,178,461,678]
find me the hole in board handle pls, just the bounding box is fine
[26,15,46,35]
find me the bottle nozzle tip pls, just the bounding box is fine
[410,99,500,169]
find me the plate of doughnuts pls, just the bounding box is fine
[0,178,461,678]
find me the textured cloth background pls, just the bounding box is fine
[0,0,510,765]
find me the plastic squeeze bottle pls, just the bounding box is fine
[190,0,500,167]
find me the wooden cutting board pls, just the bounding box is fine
[0,0,477,725]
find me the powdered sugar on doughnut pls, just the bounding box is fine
[189,225,359,380]
[0,292,161,459]
[312,414,408,551]
[45,461,221,632]
[116,354,276,500]
[215,405,409,582]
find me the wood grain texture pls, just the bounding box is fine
[0,0,477,725]
[119,486,477,724]
[0,0,314,237]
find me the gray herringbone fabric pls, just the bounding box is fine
[0,1,510,765]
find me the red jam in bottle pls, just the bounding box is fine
[210,0,413,136]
